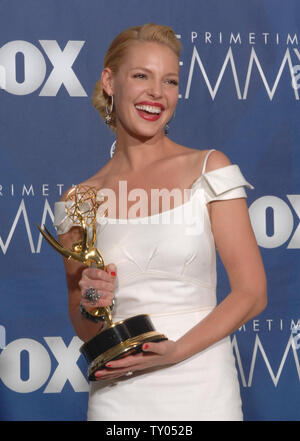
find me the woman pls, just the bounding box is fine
[54,23,267,421]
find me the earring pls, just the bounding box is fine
[105,95,114,124]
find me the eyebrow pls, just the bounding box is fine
[129,67,179,76]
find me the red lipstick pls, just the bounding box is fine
[135,101,165,121]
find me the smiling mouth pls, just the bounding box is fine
[135,104,163,114]
[134,103,165,121]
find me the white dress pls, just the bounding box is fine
[53,149,254,421]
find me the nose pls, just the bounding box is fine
[146,79,163,98]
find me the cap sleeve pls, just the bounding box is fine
[53,202,77,235]
[195,164,254,204]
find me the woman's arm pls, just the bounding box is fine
[169,151,267,361]
[172,197,267,362]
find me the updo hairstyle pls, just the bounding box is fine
[92,23,182,132]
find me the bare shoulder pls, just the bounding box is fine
[203,149,232,173]
[172,144,209,162]
[59,162,111,202]
[59,175,106,203]
[60,186,72,202]
[174,144,231,175]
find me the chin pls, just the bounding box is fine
[132,131,162,143]
[137,128,164,141]
[121,121,165,141]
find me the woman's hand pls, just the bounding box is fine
[78,263,117,314]
[93,339,180,381]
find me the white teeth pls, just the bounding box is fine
[135,104,162,114]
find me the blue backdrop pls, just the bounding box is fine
[0,0,299,421]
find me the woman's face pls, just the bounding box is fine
[106,41,179,139]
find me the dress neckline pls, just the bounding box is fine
[95,164,234,222]
[96,185,199,223]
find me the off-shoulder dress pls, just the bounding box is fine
[54,149,253,421]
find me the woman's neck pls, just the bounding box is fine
[110,129,173,174]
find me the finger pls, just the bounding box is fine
[95,367,136,380]
[81,292,114,312]
[82,267,113,282]
[79,279,115,293]
[106,263,117,278]
[79,288,114,310]
[91,280,115,292]
[105,352,145,369]
[142,342,166,355]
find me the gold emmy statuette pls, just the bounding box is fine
[37,185,167,381]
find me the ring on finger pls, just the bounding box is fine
[83,287,102,305]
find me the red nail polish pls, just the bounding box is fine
[144,344,149,349]
[106,363,112,367]
[111,271,116,277]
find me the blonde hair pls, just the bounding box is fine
[92,23,182,132]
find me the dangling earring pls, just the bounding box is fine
[105,95,114,125]
[164,110,176,135]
